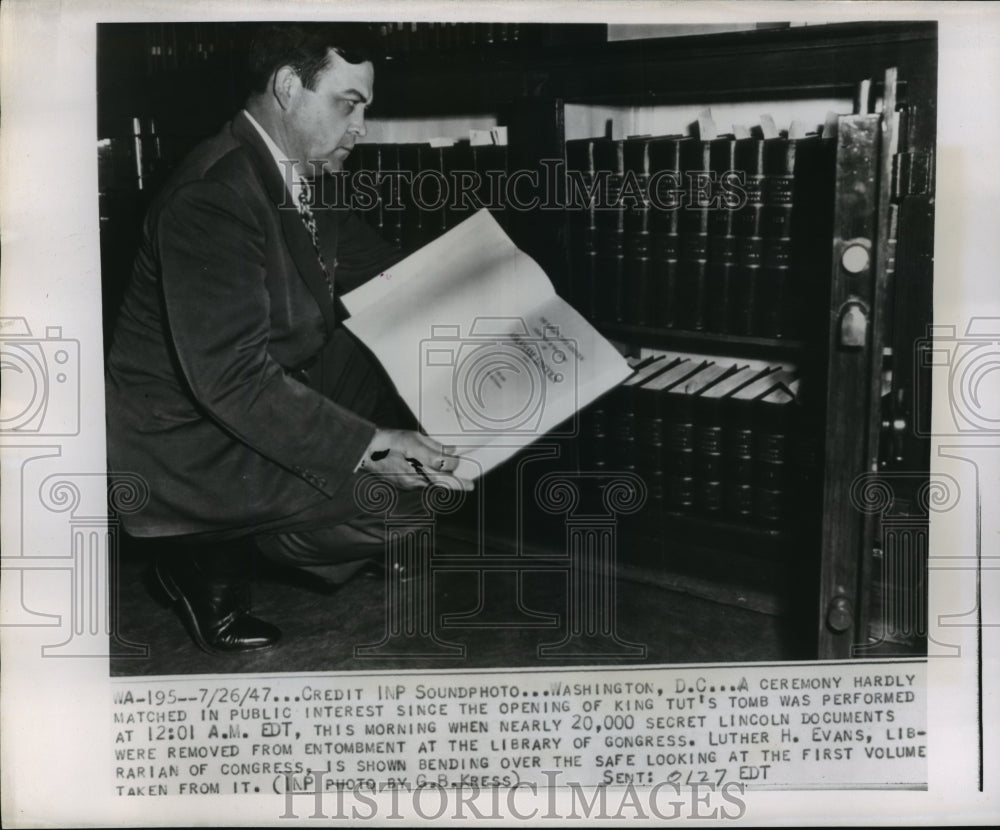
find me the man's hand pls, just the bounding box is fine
[359,429,473,491]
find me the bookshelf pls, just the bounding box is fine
[97,20,936,660]
[600,325,805,361]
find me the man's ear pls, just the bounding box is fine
[272,65,301,111]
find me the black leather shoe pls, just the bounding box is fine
[155,551,281,655]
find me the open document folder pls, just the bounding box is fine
[342,209,632,480]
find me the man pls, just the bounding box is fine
[106,24,471,655]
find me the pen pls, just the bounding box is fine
[405,456,433,486]
[367,449,435,485]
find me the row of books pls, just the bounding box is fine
[370,22,607,55]
[139,22,533,75]
[565,132,837,340]
[578,352,821,527]
[347,141,509,251]
[142,23,223,73]
[375,23,524,53]
[135,23,608,75]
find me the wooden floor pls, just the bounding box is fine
[110,534,811,677]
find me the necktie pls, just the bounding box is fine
[296,178,335,298]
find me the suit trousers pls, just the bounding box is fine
[181,326,423,585]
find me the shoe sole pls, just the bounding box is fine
[154,561,276,657]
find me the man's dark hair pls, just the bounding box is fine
[245,23,380,96]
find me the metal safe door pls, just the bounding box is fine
[817,69,911,659]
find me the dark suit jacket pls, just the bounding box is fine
[106,112,402,537]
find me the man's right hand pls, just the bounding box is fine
[359,429,473,491]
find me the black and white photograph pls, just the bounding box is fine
[1,1,998,825]
[99,18,936,675]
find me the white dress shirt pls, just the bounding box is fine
[242,108,308,209]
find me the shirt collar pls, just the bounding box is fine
[242,108,307,207]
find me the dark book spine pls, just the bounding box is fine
[350,144,382,233]
[472,143,508,222]
[678,139,711,331]
[623,137,653,326]
[411,23,428,52]
[444,143,471,229]
[425,23,440,52]
[648,138,684,329]
[418,145,449,243]
[761,138,796,338]
[724,395,757,521]
[609,389,638,475]
[565,138,600,319]
[662,387,697,514]
[694,394,727,516]
[396,22,412,53]
[634,385,665,526]
[396,144,424,250]
[370,145,386,235]
[733,138,766,336]
[753,393,795,525]
[579,397,611,475]
[376,22,392,50]
[478,23,495,47]
[595,139,626,324]
[378,144,404,247]
[707,137,738,334]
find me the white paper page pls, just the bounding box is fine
[343,211,631,478]
[440,292,632,479]
[342,209,552,317]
